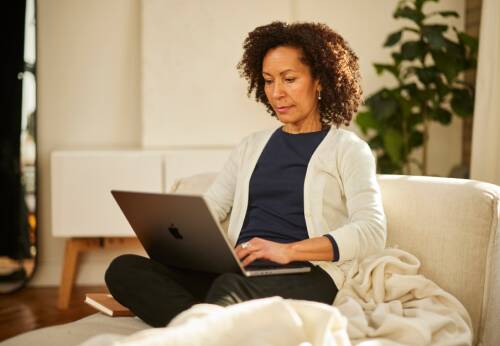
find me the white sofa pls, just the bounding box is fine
[4,174,500,346]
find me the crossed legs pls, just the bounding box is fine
[105,254,337,327]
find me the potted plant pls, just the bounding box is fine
[356,0,478,174]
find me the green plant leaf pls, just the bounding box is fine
[430,107,452,124]
[400,83,424,108]
[401,41,425,60]
[356,111,380,134]
[409,111,424,127]
[429,10,459,18]
[401,82,418,95]
[457,32,479,55]
[392,52,404,65]
[395,93,412,118]
[373,63,399,79]
[464,57,478,70]
[409,130,424,148]
[394,6,425,24]
[383,128,404,164]
[431,50,461,82]
[429,39,468,82]
[445,39,464,57]
[451,88,474,117]
[416,67,438,84]
[400,83,426,104]
[367,90,399,120]
[415,0,438,11]
[368,135,384,150]
[433,78,451,98]
[377,154,403,174]
[422,25,448,50]
[402,26,420,34]
[384,30,403,47]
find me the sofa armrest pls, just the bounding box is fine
[378,175,500,345]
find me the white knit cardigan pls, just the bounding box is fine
[204,126,387,289]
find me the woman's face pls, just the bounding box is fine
[262,46,321,132]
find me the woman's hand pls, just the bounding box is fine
[234,238,293,266]
[235,236,335,266]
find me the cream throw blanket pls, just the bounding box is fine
[335,248,472,345]
[80,249,472,346]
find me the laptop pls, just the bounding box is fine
[110,190,312,277]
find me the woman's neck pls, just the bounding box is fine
[282,120,322,134]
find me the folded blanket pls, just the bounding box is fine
[80,248,472,346]
[334,248,472,345]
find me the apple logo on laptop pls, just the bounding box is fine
[168,224,183,239]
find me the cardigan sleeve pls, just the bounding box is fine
[323,234,340,262]
[203,138,246,223]
[327,135,387,262]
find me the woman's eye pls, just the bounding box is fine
[285,78,296,83]
[264,80,273,85]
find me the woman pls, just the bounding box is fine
[105,21,386,328]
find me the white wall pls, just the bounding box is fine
[33,0,143,285]
[141,0,285,148]
[33,0,464,286]
[142,0,464,177]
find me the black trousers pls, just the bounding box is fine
[105,254,338,327]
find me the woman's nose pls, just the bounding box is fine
[272,81,285,99]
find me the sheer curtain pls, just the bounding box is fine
[470,0,500,185]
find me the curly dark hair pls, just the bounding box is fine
[237,21,362,127]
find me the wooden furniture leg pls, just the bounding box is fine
[58,238,99,309]
[58,237,141,309]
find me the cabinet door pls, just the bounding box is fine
[51,151,163,237]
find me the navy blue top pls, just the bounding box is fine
[237,127,339,262]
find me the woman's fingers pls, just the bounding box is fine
[236,239,256,256]
[235,240,265,264]
[242,251,264,266]
[235,238,291,265]
[236,238,286,265]
[235,244,253,259]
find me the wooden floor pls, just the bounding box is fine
[0,286,107,342]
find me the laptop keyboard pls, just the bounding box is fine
[245,259,312,270]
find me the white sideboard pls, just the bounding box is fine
[51,149,231,308]
[51,151,163,237]
[51,149,231,238]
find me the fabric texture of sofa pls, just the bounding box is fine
[3,173,499,346]
[171,173,500,345]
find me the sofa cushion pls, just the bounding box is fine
[171,173,500,345]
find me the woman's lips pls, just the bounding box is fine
[276,106,293,113]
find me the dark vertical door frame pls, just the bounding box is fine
[0,0,27,258]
